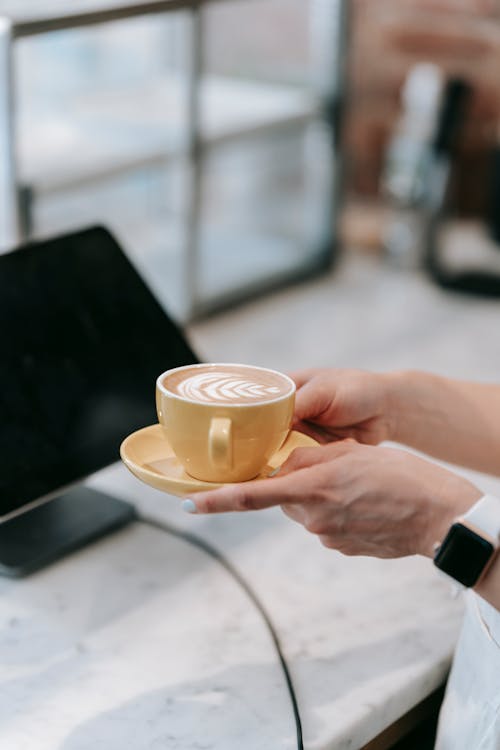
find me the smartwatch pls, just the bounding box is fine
[433,494,500,587]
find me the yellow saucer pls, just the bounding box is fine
[120,424,318,497]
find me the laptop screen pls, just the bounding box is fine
[0,226,198,518]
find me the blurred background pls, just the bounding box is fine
[343,0,500,277]
[3,6,500,745]
[1,0,343,320]
[3,0,500,322]
[348,0,497,212]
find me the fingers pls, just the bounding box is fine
[181,440,359,516]
[288,369,321,389]
[291,419,332,444]
[278,446,330,476]
[279,440,357,476]
[182,472,303,514]
[294,378,331,423]
[280,503,307,525]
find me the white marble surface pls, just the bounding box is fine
[0,515,296,750]
[2,253,500,750]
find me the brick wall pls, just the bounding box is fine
[346,0,500,216]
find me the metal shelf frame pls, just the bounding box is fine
[0,0,348,319]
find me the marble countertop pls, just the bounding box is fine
[3,253,500,749]
[0,460,475,750]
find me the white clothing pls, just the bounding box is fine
[435,592,500,749]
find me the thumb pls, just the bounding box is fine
[294,378,333,424]
[288,368,321,389]
[279,439,356,476]
[278,445,330,476]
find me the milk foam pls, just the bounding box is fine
[177,371,282,403]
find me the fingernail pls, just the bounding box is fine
[182,498,198,514]
[268,466,281,478]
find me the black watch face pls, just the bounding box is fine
[434,523,495,587]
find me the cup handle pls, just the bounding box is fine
[209,417,233,470]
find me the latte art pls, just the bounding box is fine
[162,364,293,405]
[178,371,281,403]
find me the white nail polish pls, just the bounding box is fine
[182,499,197,514]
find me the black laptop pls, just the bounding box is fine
[0,226,198,576]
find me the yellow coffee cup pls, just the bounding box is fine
[156,363,295,482]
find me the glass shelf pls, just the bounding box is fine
[18,74,319,193]
[1,0,347,319]
[3,1,197,37]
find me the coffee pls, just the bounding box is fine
[162,364,293,405]
[156,363,295,481]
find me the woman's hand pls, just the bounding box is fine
[290,369,394,445]
[291,368,500,476]
[183,441,481,559]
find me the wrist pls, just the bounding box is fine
[474,546,500,610]
[380,370,420,443]
[433,494,500,603]
[382,370,448,447]
[421,473,482,558]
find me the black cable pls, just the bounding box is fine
[136,514,304,750]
